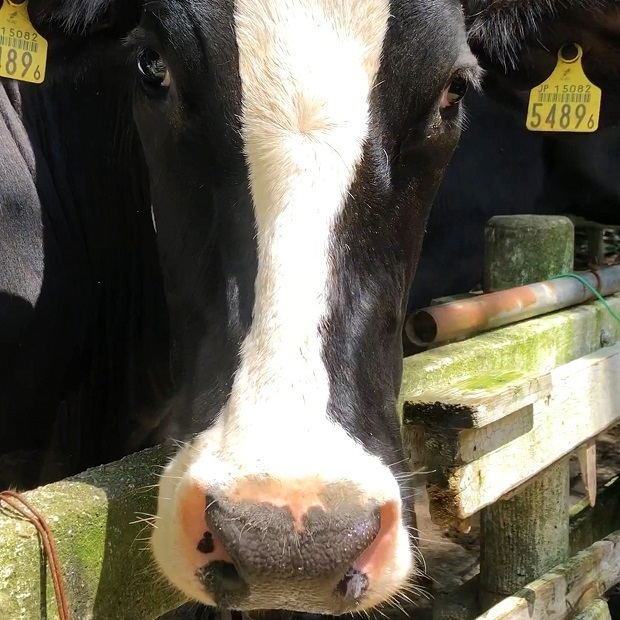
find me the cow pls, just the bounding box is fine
[463,0,620,128]
[2,0,479,615]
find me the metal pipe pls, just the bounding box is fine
[405,265,620,347]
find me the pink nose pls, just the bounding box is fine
[177,477,403,613]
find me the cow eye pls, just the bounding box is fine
[440,75,469,109]
[137,49,170,89]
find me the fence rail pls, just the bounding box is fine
[0,444,185,619]
[403,337,620,529]
[478,530,620,620]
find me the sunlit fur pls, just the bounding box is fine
[151,0,420,611]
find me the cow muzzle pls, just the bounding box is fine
[151,450,417,615]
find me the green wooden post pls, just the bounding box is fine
[479,215,574,609]
[482,215,575,293]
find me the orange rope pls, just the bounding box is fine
[0,490,70,620]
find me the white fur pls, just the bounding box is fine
[232,0,388,457]
[152,0,415,610]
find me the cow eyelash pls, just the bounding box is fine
[443,65,482,101]
[458,64,484,93]
[439,64,483,123]
[124,25,159,52]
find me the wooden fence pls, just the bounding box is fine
[1,215,619,619]
[401,215,620,619]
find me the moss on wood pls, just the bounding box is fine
[0,444,186,620]
[400,293,620,417]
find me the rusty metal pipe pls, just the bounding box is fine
[406,265,620,346]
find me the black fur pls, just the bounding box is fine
[461,0,620,129]
[463,0,609,67]
[29,0,139,35]
[0,13,171,488]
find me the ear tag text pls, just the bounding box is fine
[0,0,47,84]
[526,43,601,133]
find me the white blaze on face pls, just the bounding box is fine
[152,1,415,608]
[222,0,390,468]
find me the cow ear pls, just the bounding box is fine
[28,0,141,38]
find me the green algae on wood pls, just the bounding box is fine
[483,215,575,293]
[451,370,525,392]
[399,293,620,417]
[0,444,186,620]
[479,215,573,609]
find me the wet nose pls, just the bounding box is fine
[179,478,400,613]
[203,494,379,599]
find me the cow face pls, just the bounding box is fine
[464,0,620,128]
[31,0,478,614]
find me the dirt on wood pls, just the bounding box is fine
[416,424,620,618]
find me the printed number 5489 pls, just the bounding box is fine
[529,102,594,130]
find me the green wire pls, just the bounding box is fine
[551,272,620,325]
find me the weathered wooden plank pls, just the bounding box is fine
[577,441,598,507]
[482,215,575,293]
[476,530,620,620]
[479,457,571,610]
[0,444,186,620]
[571,599,612,620]
[405,372,552,430]
[418,342,620,525]
[400,293,620,414]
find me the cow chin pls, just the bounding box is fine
[151,416,417,615]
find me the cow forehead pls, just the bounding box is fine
[233,0,389,218]
[145,0,464,80]
[221,0,388,426]
[234,0,389,90]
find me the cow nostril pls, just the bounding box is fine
[197,560,248,597]
[336,567,369,602]
[192,486,404,611]
[197,531,214,554]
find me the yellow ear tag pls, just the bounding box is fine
[526,43,601,133]
[0,0,47,84]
